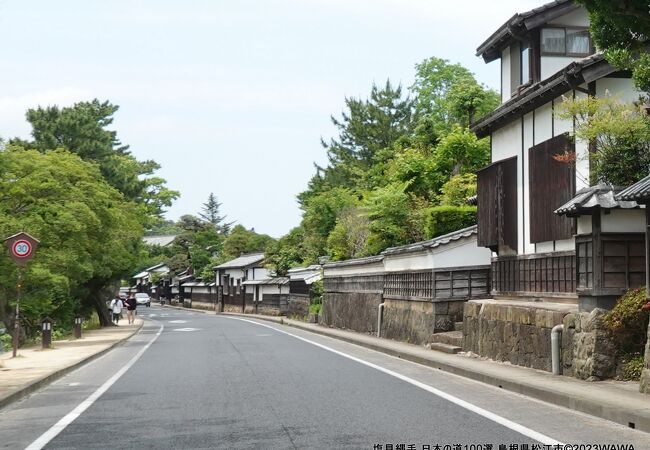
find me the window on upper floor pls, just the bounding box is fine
[520,42,530,85]
[541,27,591,57]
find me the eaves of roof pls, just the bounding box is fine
[616,174,650,203]
[476,0,578,62]
[471,54,615,138]
[322,255,384,269]
[381,225,478,256]
[555,184,640,217]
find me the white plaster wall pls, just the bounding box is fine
[541,56,585,80]
[548,7,589,27]
[324,261,385,277]
[596,78,642,103]
[247,267,269,280]
[383,250,433,272]
[431,238,492,269]
[577,216,592,235]
[601,209,646,233]
[491,120,521,162]
[536,241,554,253]
[534,102,553,143]
[555,238,575,251]
[259,284,289,300]
[501,47,511,103]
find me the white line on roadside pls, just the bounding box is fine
[25,323,164,450]
[226,317,563,446]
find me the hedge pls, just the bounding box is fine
[424,205,477,239]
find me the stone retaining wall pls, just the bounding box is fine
[321,292,382,333]
[287,293,310,319]
[382,298,465,344]
[463,300,569,371]
[561,309,617,380]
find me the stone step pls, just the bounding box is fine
[454,321,463,332]
[429,330,463,347]
[429,342,461,354]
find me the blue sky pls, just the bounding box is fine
[0,0,542,237]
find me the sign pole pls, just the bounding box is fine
[13,268,22,358]
[4,232,39,358]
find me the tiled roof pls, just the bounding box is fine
[476,0,577,62]
[242,277,289,286]
[555,184,640,216]
[382,226,478,256]
[213,252,265,270]
[322,255,384,269]
[471,54,613,138]
[616,174,650,202]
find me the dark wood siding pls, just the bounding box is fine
[529,133,575,243]
[492,251,576,294]
[477,156,518,252]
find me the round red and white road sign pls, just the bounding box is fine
[11,239,33,258]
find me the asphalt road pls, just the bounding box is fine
[1,305,649,449]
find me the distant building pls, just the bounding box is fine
[142,235,177,247]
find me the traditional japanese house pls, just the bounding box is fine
[471,0,644,309]
[242,277,290,314]
[213,252,268,310]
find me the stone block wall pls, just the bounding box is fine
[321,292,382,334]
[463,300,568,371]
[561,309,617,380]
[640,320,650,394]
[287,293,310,319]
[381,299,465,344]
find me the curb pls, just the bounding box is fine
[0,320,144,411]
[219,312,650,433]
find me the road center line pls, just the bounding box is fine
[227,317,563,446]
[25,323,164,450]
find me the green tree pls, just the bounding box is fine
[326,207,370,261]
[440,173,478,206]
[577,0,650,92]
[14,99,179,225]
[218,225,275,264]
[433,126,491,176]
[557,95,650,185]
[199,193,232,234]
[265,226,307,276]
[323,80,414,181]
[0,146,143,331]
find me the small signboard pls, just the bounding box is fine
[4,232,39,266]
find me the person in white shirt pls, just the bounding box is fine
[110,294,124,324]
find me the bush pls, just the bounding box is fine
[309,303,322,315]
[620,354,645,381]
[424,205,476,239]
[603,287,649,355]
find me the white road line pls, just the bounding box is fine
[227,317,563,446]
[25,323,164,450]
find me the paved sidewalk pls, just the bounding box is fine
[0,319,143,409]
[216,311,650,433]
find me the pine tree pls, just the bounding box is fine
[199,193,232,234]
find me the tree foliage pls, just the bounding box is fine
[267,56,496,272]
[0,146,142,333]
[557,95,650,185]
[577,0,650,92]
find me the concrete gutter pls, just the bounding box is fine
[0,321,143,410]
[219,311,650,433]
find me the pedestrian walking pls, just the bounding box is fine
[110,294,124,324]
[125,294,137,324]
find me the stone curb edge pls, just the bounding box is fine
[0,320,144,411]
[219,312,650,433]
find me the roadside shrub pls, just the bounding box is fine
[309,303,322,315]
[620,354,645,381]
[0,333,12,351]
[424,205,476,239]
[603,287,649,355]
